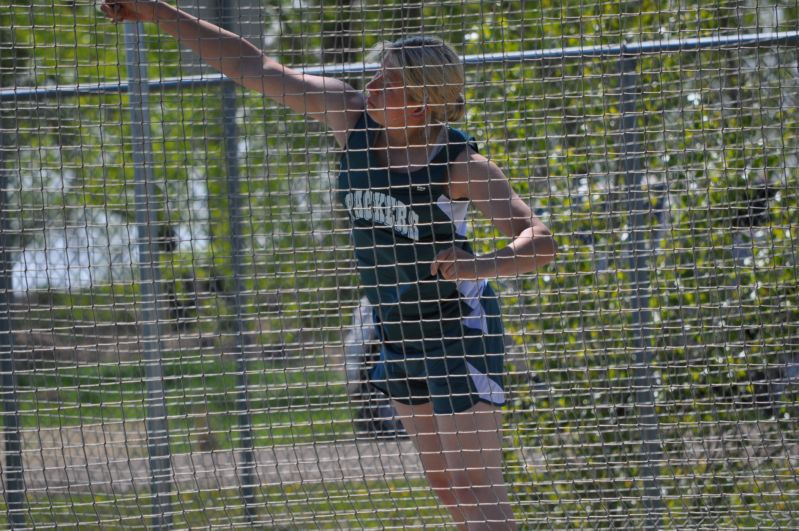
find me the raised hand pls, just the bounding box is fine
[100,0,159,24]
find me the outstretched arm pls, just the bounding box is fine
[102,0,364,146]
[431,150,557,280]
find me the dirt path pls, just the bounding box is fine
[16,422,423,494]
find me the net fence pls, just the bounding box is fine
[1,0,798,528]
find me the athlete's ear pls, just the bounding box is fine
[409,104,427,118]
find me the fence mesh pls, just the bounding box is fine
[1,0,798,528]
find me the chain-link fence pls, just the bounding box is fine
[1,1,798,528]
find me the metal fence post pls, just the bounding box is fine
[123,22,173,529]
[216,0,257,522]
[618,49,665,530]
[0,126,25,529]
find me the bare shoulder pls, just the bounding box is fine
[329,94,367,148]
[448,146,508,200]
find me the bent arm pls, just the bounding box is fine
[448,152,557,277]
[104,1,363,144]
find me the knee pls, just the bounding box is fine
[447,470,500,502]
[426,469,453,492]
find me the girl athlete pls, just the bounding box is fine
[102,2,557,528]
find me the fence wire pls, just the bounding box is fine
[1,0,799,528]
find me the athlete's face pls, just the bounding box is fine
[365,66,423,127]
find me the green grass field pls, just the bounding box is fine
[1,480,453,529]
[15,356,358,454]
[6,355,460,527]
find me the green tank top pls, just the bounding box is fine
[337,111,487,352]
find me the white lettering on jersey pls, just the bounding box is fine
[344,191,420,241]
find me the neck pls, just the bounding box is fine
[383,121,442,148]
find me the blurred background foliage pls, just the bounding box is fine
[1,0,798,527]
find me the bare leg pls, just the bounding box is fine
[434,402,517,530]
[391,400,467,526]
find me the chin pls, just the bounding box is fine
[366,107,386,126]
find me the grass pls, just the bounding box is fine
[15,356,360,454]
[14,352,798,528]
[1,479,454,529]
[8,354,455,527]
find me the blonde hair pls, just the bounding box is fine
[369,36,466,122]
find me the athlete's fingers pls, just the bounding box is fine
[431,247,455,277]
[100,4,114,19]
[430,250,441,276]
[435,246,482,280]
[101,3,124,22]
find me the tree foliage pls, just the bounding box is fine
[1,0,798,526]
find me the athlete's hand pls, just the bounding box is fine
[101,0,159,24]
[431,246,491,280]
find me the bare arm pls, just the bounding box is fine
[102,0,363,146]
[431,150,557,280]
